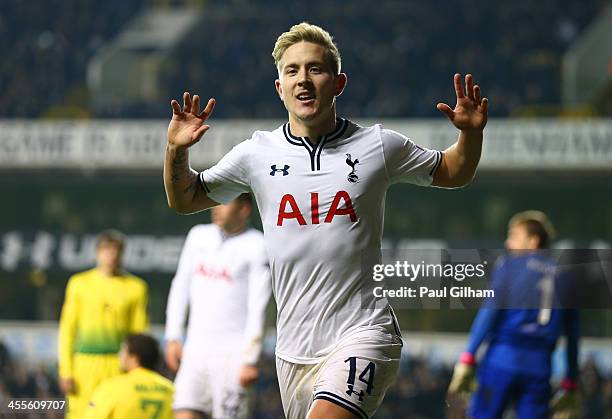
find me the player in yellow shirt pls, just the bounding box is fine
[85,334,174,419]
[58,230,149,419]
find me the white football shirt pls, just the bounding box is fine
[199,119,442,363]
[165,224,271,364]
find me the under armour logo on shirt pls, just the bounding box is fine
[270,164,290,176]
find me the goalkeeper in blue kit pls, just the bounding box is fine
[448,211,580,418]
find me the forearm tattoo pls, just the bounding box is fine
[167,145,188,184]
[183,179,199,195]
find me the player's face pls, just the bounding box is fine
[118,343,129,372]
[275,42,346,127]
[96,241,122,271]
[211,200,250,233]
[505,223,539,251]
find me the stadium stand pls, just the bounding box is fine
[0,0,608,118]
[0,0,146,118]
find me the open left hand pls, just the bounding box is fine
[437,73,488,132]
[447,361,477,397]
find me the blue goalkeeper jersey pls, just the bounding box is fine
[465,252,579,379]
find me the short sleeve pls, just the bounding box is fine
[381,128,442,186]
[199,140,252,204]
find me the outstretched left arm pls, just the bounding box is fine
[433,73,488,188]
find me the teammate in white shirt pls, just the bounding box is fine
[164,194,271,419]
[163,22,488,419]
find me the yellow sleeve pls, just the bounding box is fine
[58,276,79,378]
[130,280,149,333]
[84,382,115,419]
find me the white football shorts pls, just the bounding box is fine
[173,346,252,419]
[276,329,402,419]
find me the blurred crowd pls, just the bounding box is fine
[0,340,63,418]
[161,0,607,119]
[1,339,610,418]
[1,0,607,119]
[0,0,145,118]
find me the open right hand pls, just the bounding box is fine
[167,92,216,149]
[165,340,183,373]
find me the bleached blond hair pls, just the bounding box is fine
[272,22,342,75]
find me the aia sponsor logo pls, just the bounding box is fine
[276,191,358,226]
[194,264,233,282]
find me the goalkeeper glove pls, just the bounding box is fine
[448,352,477,397]
[550,378,581,419]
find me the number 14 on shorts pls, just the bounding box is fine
[345,357,376,401]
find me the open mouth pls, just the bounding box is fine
[297,93,315,102]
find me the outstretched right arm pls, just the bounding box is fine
[164,92,219,213]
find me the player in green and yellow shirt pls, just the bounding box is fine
[85,334,174,419]
[58,230,149,419]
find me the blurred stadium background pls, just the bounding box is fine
[1,0,612,417]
